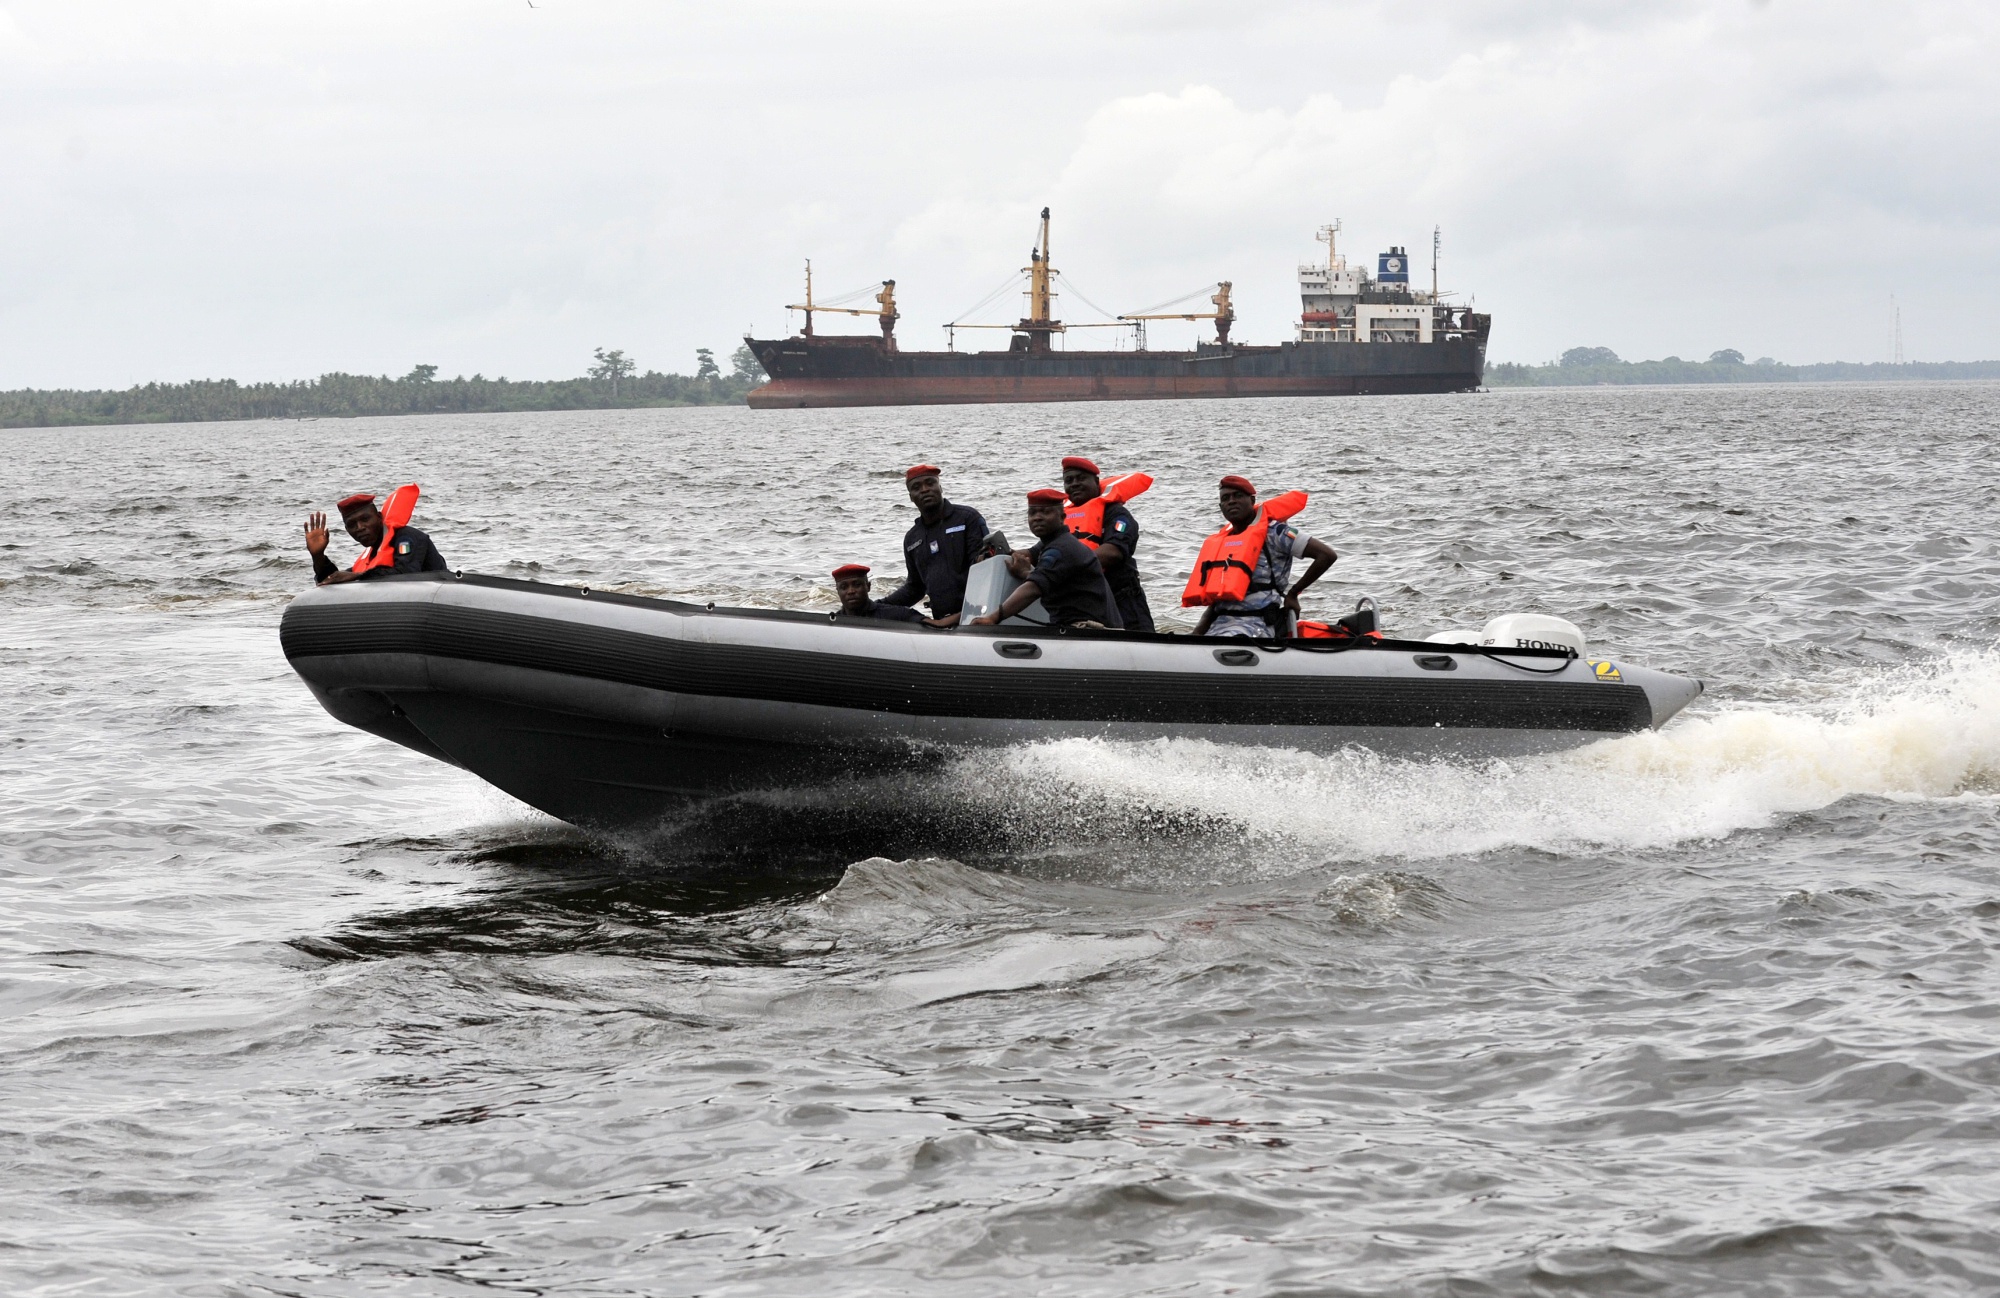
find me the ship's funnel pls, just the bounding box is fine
[1377,247,1410,284]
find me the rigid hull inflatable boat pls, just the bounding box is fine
[281,572,1702,831]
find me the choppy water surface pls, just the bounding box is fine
[3,385,1998,1296]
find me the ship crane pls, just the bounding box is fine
[1015,206,1062,351]
[785,260,900,346]
[1119,282,1235,349]
[944,207,1079,352]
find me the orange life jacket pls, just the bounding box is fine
[1180,490,1308,608]
[350,483,421,574]
[1064,472,1153,549]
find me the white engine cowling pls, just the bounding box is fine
[1479,613,1586,657]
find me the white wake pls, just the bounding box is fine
[964,650,2000,863]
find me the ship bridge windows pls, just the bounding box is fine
[1294,304,1432,344]
[1355,304,1432,344]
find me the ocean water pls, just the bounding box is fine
[2,384,1997,1296]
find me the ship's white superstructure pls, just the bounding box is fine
[1297,222,1443,345]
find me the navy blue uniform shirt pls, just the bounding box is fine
[1025,529,1123,628]
[880,499,989,618]
[311,524,448,585]
[1094,501,1155,633]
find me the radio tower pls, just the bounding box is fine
[1892,294,1904,365]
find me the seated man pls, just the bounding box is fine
[1191,474,1336,638]
[832,563,938,624]
[969,488,1124,630]
[303,489,448,586]
[1061,455,1155,632]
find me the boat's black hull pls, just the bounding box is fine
[744,326,1490,409]
[280,575,1700,833]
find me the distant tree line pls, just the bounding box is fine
[0,344,768,430]
[1490,347,2000,387]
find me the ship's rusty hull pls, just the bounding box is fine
[745,322,1489,409]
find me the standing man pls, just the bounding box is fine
[1060,455,1154,632]
[1188,475,1336,638]
[969,488,1123,629]
[303,489,448,586]
[879,463,989,622]
[832,563,935,625]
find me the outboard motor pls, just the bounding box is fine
[1479,613,1586,657]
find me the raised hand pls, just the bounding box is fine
[303,511,329,556]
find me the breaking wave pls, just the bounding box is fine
[953,649,2000,868]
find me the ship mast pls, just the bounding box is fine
[1317,220,1341,273]
[1016,207,1063,352]
[785,264,900,347]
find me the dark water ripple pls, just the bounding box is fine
[2,384,1998,1295]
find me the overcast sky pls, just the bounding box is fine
[4,0,1995,387]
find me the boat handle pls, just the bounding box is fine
[1414,654,1458,671]
[1213,648,1259,667]
[995,642,1042,660]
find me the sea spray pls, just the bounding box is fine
[956,648,2000,870]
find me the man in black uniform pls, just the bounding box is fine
[303,491,449,586]
[879,463,988,625]
[832,563,934,624]
[1061,455,1154,632]
[969,489,1123,629]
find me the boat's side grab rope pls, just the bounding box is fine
[1262,637,1356,656]
[827,609,1053,627]
[1461,647,1579,675]
[1263,635,1580,674]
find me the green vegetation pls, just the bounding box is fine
[1490,347,2000,387]
[0,344,768,430]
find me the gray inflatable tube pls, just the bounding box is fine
[279,571,1702,831]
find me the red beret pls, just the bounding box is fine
[335,493,377,514]
[831,563,870,580]
[1061,456,1099,475]
[1219,475,1256,495]
[904,464,941,481]
[1026,487,1066,504]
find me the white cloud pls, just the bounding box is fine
[1,0,1995,385]
[1005,4,2000,362]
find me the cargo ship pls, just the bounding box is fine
[744,210,1489,409]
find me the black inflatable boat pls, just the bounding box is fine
[280,571,1702,831]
